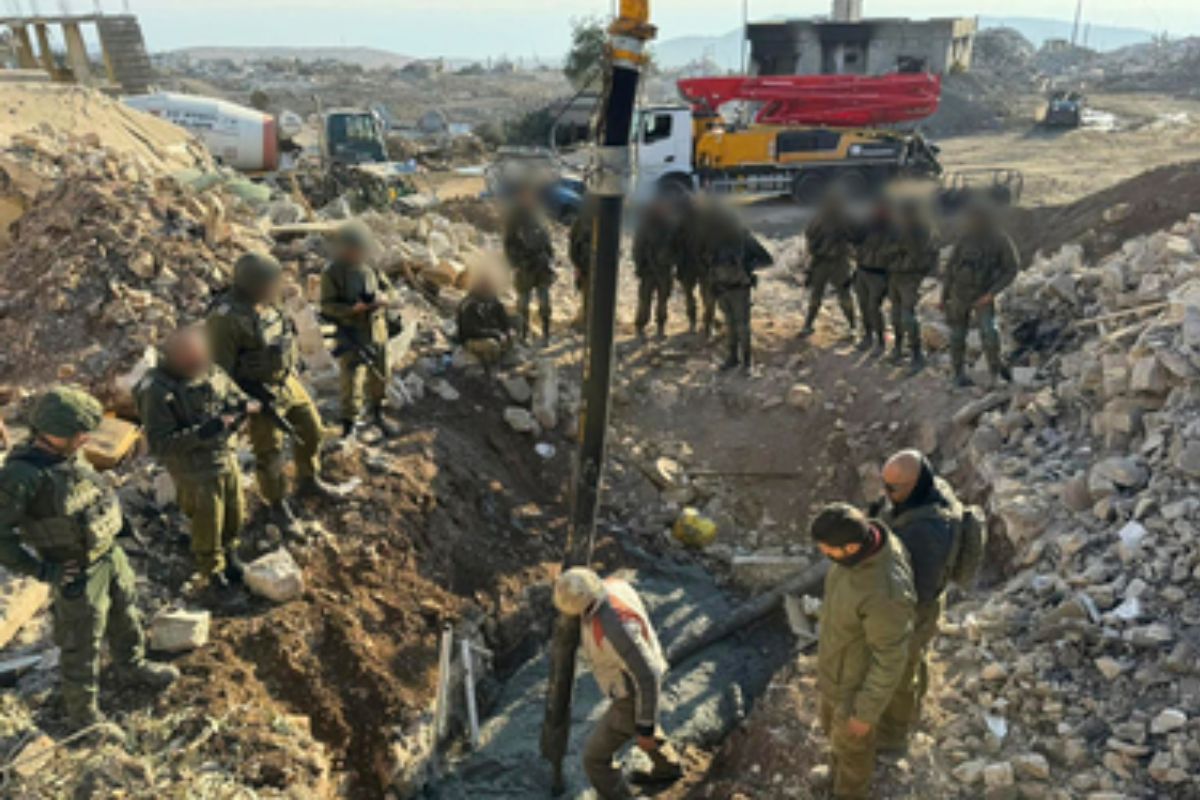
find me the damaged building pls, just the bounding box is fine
[747,0,976,76]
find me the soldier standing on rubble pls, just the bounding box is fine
[854,198,899,354]
[208,252,338,540]
[503,185,556,344]
[0,387,179,732]
[632,198,677,341]
[871,450,962,754]
[320,222,401,438]
[674,194,717,338]
[137,326,257,601]
[811,502,915,800]
[889,198,938,372]
[569,195,599,328]
[707,203,770,372]
[552,567,684,799]
[802,190,858,338]
[942,200,1019,387]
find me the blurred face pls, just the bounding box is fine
[41,431,89,455]
[818,540,862,562]
[165,327,212,379]
[338,243,366,266]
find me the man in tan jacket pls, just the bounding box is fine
[812,503,916,800]
[553,567,683,799]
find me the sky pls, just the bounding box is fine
[35,0,1200,58]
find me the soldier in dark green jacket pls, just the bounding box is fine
[503,189,556,344]
[0,387,178,731]
[674,195,717,338]
[812,503,915,800]
[943,202,1019,386]
[706,204,765,371]
[138,326,256,597]
[802,192,858,337]
[874,450,959,753]
[889,199,937,372]
[632,199,677,340]
[208,253,336,540]
[457,269,513,368]
[320,222,399,438]
[853,200,899,353]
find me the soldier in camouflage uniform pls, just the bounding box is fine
[632,199,677,340]
[457,269,514,368]
[320,222,400,438]
[0,387,178,731]
[853,199,900,354]
[802,192,858,337]
[707,204,770,372]
[569,195,599,328]
[208,253,337,540]
[942,202,1019,387]
[888,199,938,372]
[674,195,717,337]
[503,188,556,344]
[138,326,255,598]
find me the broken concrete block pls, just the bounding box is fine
[503,407,537,434]
[1130,355,1169,394]
[786,383,817,411]
[983,761,1013,788]
[532,359,559,430]
[730,554,811,591]
[245,548,305,603]
[153,471,177,508]
[1173,440,1200,478]
[82,416,141,471]
[148,608,210,652]
[501,376,532,405]
[1061,472,1092,512]
[1150,708,1187,735]
[10,733,55,778]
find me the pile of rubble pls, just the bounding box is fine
[0,125,274,405]
[922,215,1200,797]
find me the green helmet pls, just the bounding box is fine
[233,252,283,296]
[33,386,103,438]
[334,220,373,252]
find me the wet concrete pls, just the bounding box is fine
[421,555,791,799]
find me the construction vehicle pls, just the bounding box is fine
[124,92,281,171]
[636,73,944,203]
[1041,90,1084,129]
[939,168,1025,212]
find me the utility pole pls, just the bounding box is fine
[741,0,749,74]
[1071,0,1083,47]
[540,0,656,794]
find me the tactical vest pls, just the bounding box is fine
[140,368,239,475]
[231,300,298,385]
[13,451,122,564]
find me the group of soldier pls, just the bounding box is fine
[555,448,981,800]
[502,180,1019,387]
[0,222,412,734]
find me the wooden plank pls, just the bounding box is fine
[0,576,50,650]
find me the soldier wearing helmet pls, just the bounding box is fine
[0,387,178,732]
[208,252,338,539]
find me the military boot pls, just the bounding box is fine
[270,499,305,540]
[953,371,974,388]
[995,363,1013,383]
[909,342,927,375]
[370,406,402,439]
[123,660,180,692]
[655,321,667,340]
[890,347,906,365]
[719,348,740,371]
[224,551,246,585]
[340,419,356,438]
[856,334,873,352]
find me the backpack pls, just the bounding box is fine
[945,504,988,587]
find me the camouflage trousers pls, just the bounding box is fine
[947,298,1002,376]
[54,545,146,724]
[888,275,924,357]
[853,268,889,347]
[465,337,510,367]
[678,275,716,336]
[717,286,752,365]
[877,597,944,749]
[582,695,682,800]
[338,344,389,424]
[517,285,552,341]
[174,457,245,578]
[247,374,323,503]
[806,261,856,332]
[635,272,673,335]
[820,698,878,800]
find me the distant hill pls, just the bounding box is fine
[979,16,1154,51]
[653,29,745,72]
[168,46,415,69]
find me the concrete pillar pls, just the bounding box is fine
[62,22,93,83]
[11,26,41,70]
[33,23,66,80]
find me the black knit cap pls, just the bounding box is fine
[810,502,871,546]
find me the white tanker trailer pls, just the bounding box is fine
[123,92,282,171]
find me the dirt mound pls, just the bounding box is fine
[1010,159,1200,263]
[0,134,271,403]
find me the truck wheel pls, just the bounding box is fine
[657,175,693,198]
[791,172,825,205]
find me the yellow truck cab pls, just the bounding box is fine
[635,103,940,203]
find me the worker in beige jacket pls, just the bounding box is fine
[553,567,684,799]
